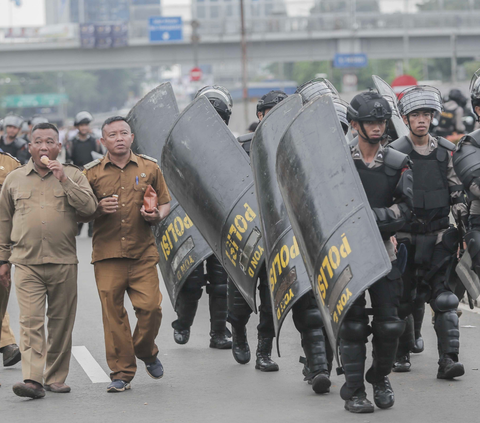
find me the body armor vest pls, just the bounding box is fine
[453,130,480,199]
[354,161,400,209]
[390,136,452,230]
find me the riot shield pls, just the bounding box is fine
[162,96,266,312]
[250,94,311,350]
[456,251,480,301]
[127,83,213,309]
[276,95,392,351]
[372,75,409,139]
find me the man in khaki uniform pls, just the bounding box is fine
[0,123,97,399]
[82,116,171,393]
[0,151,22,372]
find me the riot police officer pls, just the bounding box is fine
[340,91,413,413]
[171,86,233,351]
[22,115,49,144]
[390,86,466,379]
[436,88,467,139]
[67,111,101,237]
[0,114,29,164]
[454,69,480,288]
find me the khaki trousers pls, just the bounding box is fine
[94,257,162,382]
[0,311,17,348]
[0,285,9,345]
[14,264,77,385]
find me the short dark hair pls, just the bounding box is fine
[31,122,59,138]
[101,116,130,135]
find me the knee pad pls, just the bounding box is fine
[431,291,459,313]
[292,294,324,332]
[206,282,227,297]
[371,319,405,340]
[339,319,370,343]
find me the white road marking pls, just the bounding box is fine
[72,346,110,383]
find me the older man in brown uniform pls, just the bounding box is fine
[0,151,22,374]
[0,123,97,399]
[82,116,171,393]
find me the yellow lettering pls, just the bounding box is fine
[235,215,248,233]
[244,203,257,222]
[248,267,254,277]
[167,223,178,243]
[341,294,347,306]
[229,224,242,242]
[336,301,344,316]
[174,216,185,237]
[280,244,289,269]
[322,255,333,279]
[340,233,352,258]
[329,246,340,270]
[184,214,193,229]
[290,236,299,259]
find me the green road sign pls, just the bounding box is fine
[1,93,68,108]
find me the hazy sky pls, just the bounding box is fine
[0,0,417,27]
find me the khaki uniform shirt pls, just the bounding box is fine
[351,143,399,261]
[84,152,171,263]
[0,152,20,188]
[0,158,98,265]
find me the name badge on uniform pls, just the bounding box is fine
[141,173,146,178]
[0,166,4,170]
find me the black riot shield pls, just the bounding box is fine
[276,95,392,350]
[162,96,266,312]
[372,75,409,139]
[127,83,213,309]
[250,94,311,349]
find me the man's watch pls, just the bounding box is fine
[0,261,9,266]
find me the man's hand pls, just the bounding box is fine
[0,263,11,289]
[391,236,398,253]
[47,160,67,183]
[97,197,119,215]
[140,205,162,225]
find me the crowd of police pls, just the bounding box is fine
[1,70,480,415]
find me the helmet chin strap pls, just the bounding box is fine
[358,122,384,145]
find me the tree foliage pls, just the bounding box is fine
[416,0,480,11]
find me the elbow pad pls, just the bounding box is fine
[394,169,414,210]
[372,207,406,235]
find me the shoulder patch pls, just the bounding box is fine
[437,136,456,152]
[63,163,81,171]
[0,151,20,163]
[138,154,158,163]
[83,159,101,170]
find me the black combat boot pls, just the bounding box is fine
[435,311,464,379]
[208,295,232,349]
[255,336,279,372]
[232,326,250,364]
[392,315,414,372]
[412,302,425,353]
[344,389,374,414]
[301,329,331,393]
[367,317,405,409]
[172,297,199,345]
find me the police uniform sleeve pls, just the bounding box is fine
[153,165,171,205]
[60,166,98,216]
[0,174,15,261]
[446,153,468,219]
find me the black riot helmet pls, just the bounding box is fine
[195,85,233,125]
[256,90,288,118]
[347,91,392,144]
[74,111,94,126]
[448,88,467,108]
[470,68,480,120]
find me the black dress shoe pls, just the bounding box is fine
[209,331,232,349]
[372,376,395,409]
[344,390,374,414]
[437,357,465,379]
[392,354,411,372]
[173,329,190,345]
[232,326,250,364]
[2,344,21,367]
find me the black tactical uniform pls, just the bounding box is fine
[390,85,466,380]
[340,92,413,413]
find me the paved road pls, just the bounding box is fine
[1,235,480,422]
